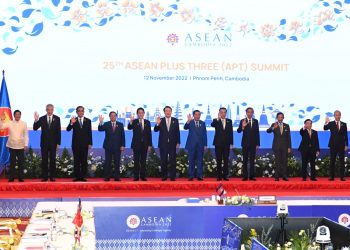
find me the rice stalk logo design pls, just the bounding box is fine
[167,33,179,45]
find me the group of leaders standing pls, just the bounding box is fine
[0,104,348,182]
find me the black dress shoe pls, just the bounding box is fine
[302,178,306,181]
[282,177,289,181]
[223,178,229,181]
[275,178,279,181]
[170,178,176,181]
[8,179,14,182]
[188,178,194,181]
[80,178,87,182]
[114,178,121,181]
[50,178,55,182]
[329,177,334,181]
[311,178,317,181]
[242,177,248,181]
[162,177,167,181]
[73,178,80,182]
[249,178,256,181]
[197,177,203,181]
[133,178,139,181]
[341,178,346,181]
[18,179,24,182]
[141,178,147,181]
[41,178,48,182]
[217,178,222,181]
[104,178,110,181]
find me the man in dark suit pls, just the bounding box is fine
[128,107,152,181]
[324,110,348,181]
[237,107,260,181]
[98,111,125,181]
[184,110,207,181]
[211,107,233,181]
[267,112,291,181]
[154,106,180,181]
[67,106,92,182]
[33,104,61,182]
[298,119,320,181]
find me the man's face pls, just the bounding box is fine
[305,120,312,130]
[137,110,145,119]
[46,106,54,116]
[14,112,21,121]
[219,109,227,119]
[246,109,253,119]
[193,112,201,121]
[277,114,284,123]
[334,111,341,121]
[109,113,117,122]
[76,108,84,118]
[164,108,172,118]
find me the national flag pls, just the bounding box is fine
[216,183,227,198]
[0,70,12,174]
[72,198,83,228]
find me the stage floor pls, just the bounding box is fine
[1,177,350,199]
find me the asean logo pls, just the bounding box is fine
[338,213,350,227]
[167,34,179,45]
[126,215,140,229]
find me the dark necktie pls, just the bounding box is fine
[112,122,116,132]
[196,121,199,127]
[48,116,52,128]
[79,118,83,128]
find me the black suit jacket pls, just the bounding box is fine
[237,118,260,148]
[98,121,125,151]
[33,115,61,148]
[66,117,93,149]
[154,117,180,148]
[266,122,291,151]
[324,121,348,149]
[211,118,233,147]
[127,119,152,150]
[298,128,320,153]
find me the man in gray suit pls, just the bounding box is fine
[267,112,291,181]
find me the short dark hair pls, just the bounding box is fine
[109,111,117,117]
[192,110,201,116]
[137,107,145,113]
[276,112,284,118]
[304,119,312,124]
[76,106,84,112]
[13,110,21,116]
[219,107,227,112]
[245,107,254,113]
[163,106,172,112]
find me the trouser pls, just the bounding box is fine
[242,146,256,178]
[188,145,204,179]
[274,147,288,178]
[330,147,345,178]
[301,150,316,179]
[215,145,230,178]
[73,146,88,179]
[160,145,177,179]
[41,145,56,179]
[9,148,25,180]
[104,149,121,179]
[133,147,148,179]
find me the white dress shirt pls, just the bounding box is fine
[0,120,29,149]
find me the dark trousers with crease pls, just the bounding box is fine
[9,148,25,180]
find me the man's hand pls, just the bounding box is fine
[98,115,104,124]
[325,116,330,125]
[24,146,28,151]
[130,114,134,123]
[148,146,152,152]
[345,146,348,152]
[34,112,39,122]
[204,146,207,151]
[70,116,77,124]
[56,145,60,151]
[156,116,161,125]
[187,113,192,123]
[176,144,180,149]
[230,144,233,149]
[88,145,92,150]
[217,112,220,120]
[120,146,125,151]
[273,122,278,130]
[288,148,291,153]
[256,145,259,150]
[316,151,320,157]
[242,119,247,129]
